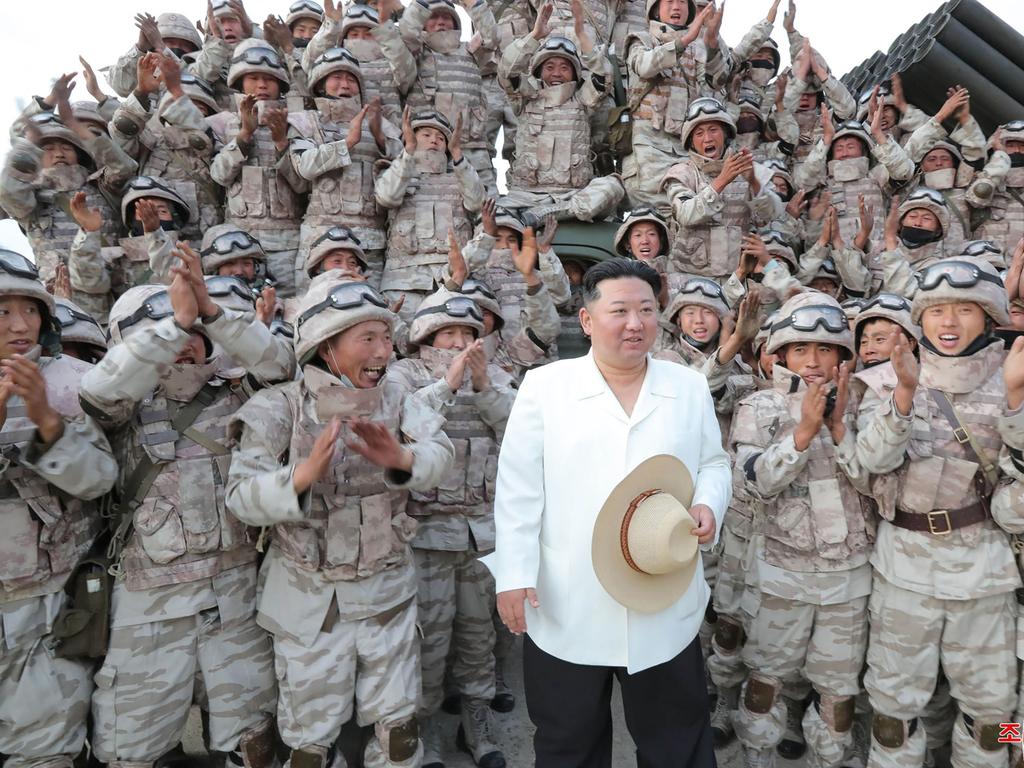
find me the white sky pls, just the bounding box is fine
[1,0,1023,257]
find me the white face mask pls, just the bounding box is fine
[423,29,461,54]
[418,345,460,379]
[315,95,362,124]
[39,164,90,192]
[748,67,773,87]
[923,168,956,190]
[304,365,384,421]
[415,148,448,174]
[828,156,870,183]
[344,38,382,61]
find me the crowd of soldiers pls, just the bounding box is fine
[1,0,1024,767]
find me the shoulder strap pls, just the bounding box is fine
[926,387,999,494]
[941,190,970,238]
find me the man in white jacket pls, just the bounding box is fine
[486,258,732,767]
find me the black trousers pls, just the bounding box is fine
[523,634,717,768]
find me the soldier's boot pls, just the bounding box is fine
[441,693,462,715]
[803,692,855,768]
[743,747,778,768]
[457,698,507,768]
[227,719,279,768]
[421,713,446,768]
[711,684,740,747]
[953,712,1010,768]
[490,658,515,714]
[777,695,809,760]
[840,709,871,768]
[869,714,926,768]
[520,199,574,225]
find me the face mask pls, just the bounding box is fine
[305,365,384,420]
[39,165,89,192]
[748,64,774,87]
[899,226,941,249]
[419,345,461,379]
[130,219,177,237]
[540,81,578,106]
[344,38,382,61]
[293,37,310,48]
[828,156,870,183]
[736,116,761,135]
[923,168,956,190]
[1009,152,1024,168]
[415,148,448,174]
[161,360,218,401]
[169,47,190,59]
[315,95,362,124]
[424,29,461,54]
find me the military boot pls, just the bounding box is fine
[421,713,446,768]
[776,695,807,760]
[743,746,776,768]
[522,199,574,224]
[710,684,739,747]
[841,716,870,768]
[490,659,515,713]
[457,698,507,768]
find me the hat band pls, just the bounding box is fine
[620,489,663,574]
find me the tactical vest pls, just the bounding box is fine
[629,25,700,144]
[974,170,1024,254]
[118,380,255,591]
[939,187,971,250]
[385,159,473,269]
[555,291,589,361]
[346,40,405,126]
[669,164,751,280]
[139,115,224,237]
[104,232,177,299]
[299,101,383,239]
[29,172,119,283]
[827,173,885,247]
[408,48,488,150]
[511,82,592,193]
[546,0,611,47]
[790,110,821,174]
[480,254,529,340]
[752,385,875,572]
[0,356,101,604]
[272,380,416,582]
[215,113,306,229]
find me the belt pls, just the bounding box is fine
[890,502,988,535]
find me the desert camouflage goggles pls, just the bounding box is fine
[961,240,1002,260]
[904,187,947,208]
[460,279,498,303]
[314,47,361,68]
[289,0,324,14]
[54,303,101,330]
[296,281,389,327]
[312,226,362,249]
[860,293,911,313]
[916,260,1003,291]
[180,73,216,97]
[414,296,484,323]
[345,4,380,23]
[679,276,725,300]
[231,47,286,69]
[772,304,848,334]
[685,97,728,121]
[201,230,264,257]
[205,275,257,305]
[0,249,41,281]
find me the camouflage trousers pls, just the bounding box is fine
[708,528,751,690]
[90,607,276,763]
[272,596,422,767]
[295,221,385,295]
[736,592,868,768]
[500,175,625,223]
[0,637,92,768]
[228,224,300,299]
[864,576,1017,768]
[414,549,496,716]
[621,142,683,212]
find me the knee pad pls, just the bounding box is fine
[872,714,918,749]
[379,717,419,763]
[237,718,277,768]
[714,616,745,653]
[812,692,855,734]
[290,745,330,768]
[745,674,781,715]
[962,713,1006,752]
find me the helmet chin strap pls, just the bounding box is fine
[328,344,344,379]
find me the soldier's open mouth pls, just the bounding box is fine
[363,365,386,382]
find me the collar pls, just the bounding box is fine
[918,339,1005,394]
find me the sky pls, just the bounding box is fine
[1,0,1023,257]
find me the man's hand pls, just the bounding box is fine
[449,114,463,163]
[512,226,540,285]
[345,417,413,472]
[808,189,832,222]
[531,2,553,40]
[53,263,73,299]
[783,0,796,33]
[793,37,812,81]
[159,53,185,99]
[712,149,754,193]
[70,191,104,233]
[497,588,540,635]
[44,72,77,110]
[366,97,384,148]
[168,249,200,329]
[228,0,254,39]
[481,198,498,236]
[704,0,725,49]
[740,233,770,268]
[448,229,468,287]
[733,289,763,343]
[0,356,63,444]
[173,242,220,318]
[854,193,874,252]
[135,12,164,52]
[237,94,259,144]
[891,331,919,416]
[828,361,851,443]
[689,504,717,545]
[815,201,833,247]
[794,381,826,451]
[79,57,106,102]
[870,90,887,144]
[135,199,162,234]
[324,0,343,22]
[347,104,369,150]
[766,0,782,24]
[785,189,808,220]
[992,127,1006,154]
[466,340,489,391]
[256,285,277,326]
[377,0,401,21]
[445,346,470,391]
[1004,337,1024,411]
[935,86,970,125]
[571,0,593,54]
[820,103,834,147]
[774,70,788,111]
[205,0,223,38]
[828,205,844,249]
[401,105,416,154]
[293,416,341,493]
[883,199,900,251]
[677,4,712,49]
[1007,237,1024,304]
[136,52,163,97]
[890,73,908,112]
[536,216,559,252]
[263,15,294,54]
[265,107,290,152]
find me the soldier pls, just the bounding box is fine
[967,121,1024,254]
[392,0,499,195]
[731,291,874,768]
[724,228,802,315]
[852,293,919,370]
[109,52,223,241]
[876,189,960,298]
[613,206,671,269]
[662,97,782,288]
[722,1,783,107]
[199,224,281,329]
[375,109,485,319]
[388,289,514,768]
[80,246,294,768]
[261,1,325,99]
[210,39,309,299]
[286,0,325,47]
[225,273,454,768]
[290,45,401,293]
[854,255,1024,768]
[497,3,623,223]
[53,296,109,364]
[852,75,930,150]
[0,250,118,768]
[0,89,137,286]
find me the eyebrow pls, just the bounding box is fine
[608,299,656,306]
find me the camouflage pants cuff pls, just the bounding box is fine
[735,674,786,750]
[803,694,855,768]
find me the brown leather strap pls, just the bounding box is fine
[927,388,998,494]
[889,502,989,535]
[620,489,662,574]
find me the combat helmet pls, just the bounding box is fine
[0,249,60,354]
[201,224,267,275]
[614,208,670,258]
[409,287,485,346]
[911,256,1009,327]
[286,0,324,28]
[767,291,854,357]
[54,297,107,357]
[309,47,364,96]
[898,187,950,241]
[305,226,369,277]
[293,272,395,364]
[120,175,192,230]
[854,292,921,344]
[460,279,504,332]
[341,3,379,37]
[531,37,583,81]
[227,40,290,93]
[680,98,737,152]
[664,276,729,325]
[157,12,203,51]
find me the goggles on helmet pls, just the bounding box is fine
[1003,120,1024,132]
[679,276,725,300]
[205,275,257,305]
[460,279,498,302]
[314,47,360,68]
[415,297,484,323]
[231,47,285,68]
[296,282,389,327]
[312,226,362,248]
[685,97,727,121]
[179,73,216,96]
[116,291,175,336]
[345,4,379,22]
[772,304,848,334]
[860,293,911,313]
[0,249,41,281]
[54,303,101,330]
[412,110,453,131]
[539,36,579,57]
[904,187,947,208]
[916,260,1004,291]
[126,175,179,196]
[201,230,263,257]
[961,240,1001,259]
[289,0,323,13]
[626,206,668,224]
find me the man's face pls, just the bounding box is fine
[324,71,360,98]
[879,106,900,133]
[164,36,199,55]
[292,18,321,41]
[677,305,721,344]
[318,319,392,388]
[580,277,658,367]
[858,318,899,365]
[425,9,456,32]
[415,126,447,153]
[832,136,865,161]
[902,208,941,232]
[758,346,777,378]
[481,309,498,336]
[540,57,575,87]
[494,227,520,251]
[809,277,841,297]
[1010,302,1024,331]
[320,250,364,274]
[0,297,42,359]
[922,148,956,173]
[691,123,727,160]
[920,301,987,355]
[656,0,691,25]
[564,261,584,286]
[191,99,214,117]
[144,198,175,222]
[781,342,841,385]
[628,223,662,262]
[344,24,375,41]
[174,332,207,365]
[736,112,761,136]
[216,257,257,281]
[242,73,281,101]
[431,325,476,350]
[750,48,775,67]
[218,14,245,44]
[40,139,79,169]
[771,175,790,197]
[1005,139,1024,155]
[798,92,820,112]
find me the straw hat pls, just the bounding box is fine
[592,455,699,614]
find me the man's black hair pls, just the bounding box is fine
[581,258,662,306]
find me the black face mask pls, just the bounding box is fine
[736,116,761,135]
[293,37,310,48]
[899,226,941,249]
[750,59,775,70]
[1009,152,1024,168]
[169,47,190,59]
[130,220,177,237]
[748,272,765,283]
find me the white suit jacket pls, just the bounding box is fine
[483,351,732,673]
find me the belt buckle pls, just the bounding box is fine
[952,427,970,444]
[928,510,952,535]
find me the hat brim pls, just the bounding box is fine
[592,454,698,614]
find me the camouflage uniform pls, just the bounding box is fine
[209,42,309,299]
[497,34,623,222]
[722,230,801,315]
[0,120,137,284]
[967,123,1024,255]
[80,284,295,767]
[390,289,516,766]
[731,293,875,768]
[54,296,108,364]
[876,190,961,298]
[854,256,1023,768]
[289,47,402,294]
[225,274,455,768]
[0,257,118,768]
